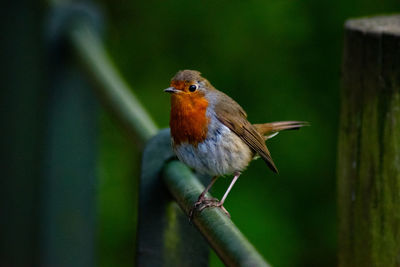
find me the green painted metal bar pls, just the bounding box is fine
[67,19,158,143]
[40,4,101,267]
[163,161,271,267]
[136,129,210,267]
[41,62,98,267]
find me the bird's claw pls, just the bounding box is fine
[189,197,217,221]
[189,197,231,221]
[198,201,231,218]
[194,197,219,207]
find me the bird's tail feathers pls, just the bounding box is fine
[253,121,309,140]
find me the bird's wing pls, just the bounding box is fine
[213,91,278,173]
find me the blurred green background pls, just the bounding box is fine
[1,0,399,266]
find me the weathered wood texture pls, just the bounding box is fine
[338,15,400,267]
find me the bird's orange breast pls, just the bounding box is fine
[169,93,209,147]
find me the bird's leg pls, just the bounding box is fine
[195,176,219,205]
[198,171,241,218]
[189,176,219,219]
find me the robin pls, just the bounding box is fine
[164,70,307,218]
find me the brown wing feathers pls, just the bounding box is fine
[214,92,279,173]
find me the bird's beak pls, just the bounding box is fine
[164,87,179,94]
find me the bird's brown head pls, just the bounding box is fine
[164,70,213,96]
[165,70,213,146]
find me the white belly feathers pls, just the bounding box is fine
[172,113,253,176]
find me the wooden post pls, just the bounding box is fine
[338,15,400,266]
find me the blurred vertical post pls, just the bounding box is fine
[39,4,102,267]
[338,15,400,266]
[0,1,44,266]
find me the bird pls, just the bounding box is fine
[164,70,307,218]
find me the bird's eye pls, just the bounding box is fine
[189,84,198,92]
